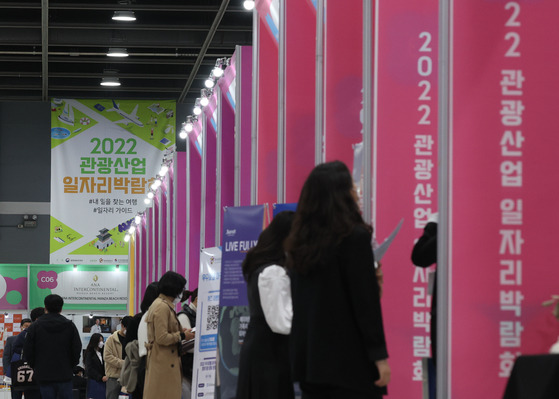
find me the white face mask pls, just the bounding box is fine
[98,341,104,349]
[173,296,181,305]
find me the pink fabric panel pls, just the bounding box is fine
[451,1,559,397]
[375,2,438,398]
[176,152,187,280]
[256,15,278,206]
[188,127,202,292]
[323,0,363,166]
[284,0,316,202]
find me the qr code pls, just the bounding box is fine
[206,305,219,331]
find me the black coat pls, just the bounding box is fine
[290,225,388,395]
[411,221,438,361]
[84,350,105,382]
[23,313,82,383]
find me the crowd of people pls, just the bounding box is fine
[2,273,198,399]
[1,160,441,399]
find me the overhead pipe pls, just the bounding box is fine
[178,0,230,103]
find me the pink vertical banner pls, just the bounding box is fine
[189,121,203,291]
[239,46,253,206]
[160,181,168,273]
[204,100,218,249]
[140,217,148,306]
[375,1,438,398]
[323,0,362,165]
[256,0,278,205]
[284,0,316,203]
[168,162,175,272]
[176,152,187,279]
[147,204,155,282]
[153,194,160,280]
[218,53,236,216]
[451,1,559,398]
[134,225,142,312]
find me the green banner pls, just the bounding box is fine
[50,99,176,265]
[29,264,128,310]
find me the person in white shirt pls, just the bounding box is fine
[90,318,102,334]
[236,210,295,399]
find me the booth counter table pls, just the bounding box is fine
[503,354,559,399]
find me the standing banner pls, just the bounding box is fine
[323,0,363,166]
[255,0,279,205]
[375,1,438,398]
[50,99,176,264]
[451,1,559,398]
[284,0,316,202]
[0,265,28,310]
[216,205,265,399]
[192,247,222,399]
[29,264,128,311]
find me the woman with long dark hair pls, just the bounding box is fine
[285,161,391,399]
[236,210,295,399]
[84,333,107,399]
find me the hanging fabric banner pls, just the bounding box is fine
[255,0,279,205]
[218,53,237,217]
[216,205,265,399]
[204,98,218,248]
[189,118,203,291]
[374,1,438,398]
[192,247,222,399]
[323,0,363,166]
[50,99,176,264]
[29,264,128,310]
[284,0,316,202]
[238,46,253,206]
[451,1,559,397]
[0,265,28,310]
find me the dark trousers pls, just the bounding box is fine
[11,389,41,399]
[39,380,73,399]
[300,382,382,399]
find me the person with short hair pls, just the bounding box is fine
[90,318,102,334]
[11,308,45,399]
[104,315,133,399]
[143,271,193,399]
[23,294,82,399]
[4,318,31,399]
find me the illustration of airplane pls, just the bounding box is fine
[106,100,144,127]
[58,102,75,126]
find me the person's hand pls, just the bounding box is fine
[102,376,108,382]
[183,328,195,340]
[376,262,384,297]
[374,359,391,387]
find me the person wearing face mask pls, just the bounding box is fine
[143,271,194,399]
[85,333,108,399]
[104,316,133,399]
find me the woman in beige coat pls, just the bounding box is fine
[143,271,194,399]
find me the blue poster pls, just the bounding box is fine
[216,205,265,399]
[273,202,297,217]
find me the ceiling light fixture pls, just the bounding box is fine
[112,10,136,21]
[243,0,255,11]
[107,48,129,57]
[100,77,121,87]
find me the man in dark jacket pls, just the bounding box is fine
[23,294,82,399]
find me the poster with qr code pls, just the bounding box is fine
[192,247,222,399]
